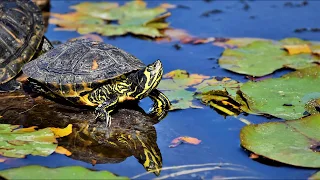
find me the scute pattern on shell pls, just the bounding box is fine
[23,39,146,84]
[0,0,44,83]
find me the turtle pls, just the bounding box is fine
[0,0,53,92]
[22,39,171,127]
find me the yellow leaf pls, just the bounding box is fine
[13,126,37,133]
[283,44,312,55]
[50,124,73,138]
[55,146,72,156]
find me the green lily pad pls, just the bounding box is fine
[158,70,208,110]
[161,89,202,110]
[240,114,320,168]
[159,69,242,112]
[50,1,171,38]
[70,2,119,19]
[239,66,320,120]
[0,165,128,179]
[218,38,320,77]
[194,77,241,100]
[213,37,272,48]
[0,124,57,158]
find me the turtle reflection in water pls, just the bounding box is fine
[0,91,165,176]
[21,39,171,129]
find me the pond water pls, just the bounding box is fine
[1,0,319,179]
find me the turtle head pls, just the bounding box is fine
[131,60,163,99]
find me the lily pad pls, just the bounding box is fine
[213,37,271,49]
[0,165,128,179]
[161,89,203,110]
[218,38,320,77]
[50,1,171,38]
[239,66,320,120]
[194,77,241,100]
[0,124,57,158]
[240,114,320,168]
[158,70,208,110]
[159,69,242,112]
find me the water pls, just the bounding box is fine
[1,0,319,179]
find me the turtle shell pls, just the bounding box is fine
[23,39,146,85]
[0,0,44,84]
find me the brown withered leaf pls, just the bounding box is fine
[169,136,202,148]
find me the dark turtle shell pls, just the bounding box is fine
[23,39,146,85]
[0,0,44,84]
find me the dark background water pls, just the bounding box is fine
[1,0,320,179]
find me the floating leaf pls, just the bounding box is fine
[161,89,203,110]
[218,38,320,77]
[194,77,243,116]
[0,157,7,163]
[283,44,312,55]
[213,37,270,49]
[240,115,320,168]
[169,136,201,148]
[159,70,241,112]
[0,165,128,179]
[50,1,172,38]
[55,146,72,156]
[0,124,57,158]
[158,70,210,110]
[194,77,241,99]
[70,2,119,19]
[50,124,72,138]
[240,66,320,120]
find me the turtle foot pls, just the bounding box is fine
[94,105,113,127]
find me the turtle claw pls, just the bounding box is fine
[105,113,112,127]
[94,106,112,127]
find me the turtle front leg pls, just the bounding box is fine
[148,89,171,120]
[94,94,119,127]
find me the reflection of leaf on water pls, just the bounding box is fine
[0,124,57,158]
[0,90,163,176]
[240,114,320,168]
[49,1,172,38]
[0,165,128,179]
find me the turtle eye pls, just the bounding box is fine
[147,66,154,71]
